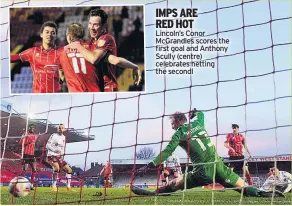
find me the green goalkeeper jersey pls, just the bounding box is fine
[152,112,220,167]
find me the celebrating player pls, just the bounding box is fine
[10,21,61,93]
[58,22,101,92]
[132,109,277,197]
[19,124,38,190]
[163,152,182,184]
[45,124,73,192]
[260,167,292,194]
[59,22,140,92]
[66,9,141,92]
[224,124,253,185]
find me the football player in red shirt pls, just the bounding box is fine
[224,124,253,185]
[58,23,101,92]
[10,21,61,93]
[19,124,38,190]
[66,9,141,92]
[99,161,113,195]
[60,22,141,92]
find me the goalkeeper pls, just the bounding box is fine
[133,109,276,197]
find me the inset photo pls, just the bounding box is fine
[10,6,145,94]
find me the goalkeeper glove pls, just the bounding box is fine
[189,108,197,119]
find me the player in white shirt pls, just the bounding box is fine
[260,167,292,194]
[46,124,73,192]
[162,152,182,183]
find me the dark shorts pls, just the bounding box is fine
[48,156,68,168]
[23,154,36,164]
[228,156,247,171]
[185,161,240,189]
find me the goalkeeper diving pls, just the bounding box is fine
[132,109,283,197]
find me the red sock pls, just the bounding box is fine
[245,173,253,185]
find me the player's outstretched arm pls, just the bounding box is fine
[107,55,138,69]
[99,167,104,176]
[65,41,106,65]
[107,55,141,85]
[152,134,180,167]
[196,111,205,126]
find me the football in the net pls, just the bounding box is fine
[8,176,31,197]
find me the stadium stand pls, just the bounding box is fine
[1,105,95,187]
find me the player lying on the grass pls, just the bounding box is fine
[45,124,74,192]
[19,124,38,190]
[163,152,182,184]
[59,22,141,92]
[133,108,283,197]
[11,21,61,93]
[260,167,292,194]
[65,9,141,92]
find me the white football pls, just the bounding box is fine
[8,176,31,197]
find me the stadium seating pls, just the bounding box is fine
[11,67,33,93]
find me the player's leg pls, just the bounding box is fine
[28,156,37,190]
[103,176,109,195]
[62,164,73,191]
[22,154,29,175]
[243,164,253,185]
[216,162,260,197]
[48,157,60,191]
[22,162,29,175]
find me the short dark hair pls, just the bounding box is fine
[171,112,187,125]
[67,22,84,40]
[28,124,34,128]
[232,124,239,129]
[40,21,58,34]
[89,9,108,25]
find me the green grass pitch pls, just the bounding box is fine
[1,187,291,205]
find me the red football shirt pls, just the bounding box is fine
[89,32,118,92]
[103,164,112,177]
[226,133,245,156]
[19,132,38,155]
[19,46,61,93]
[57,41,100,92]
